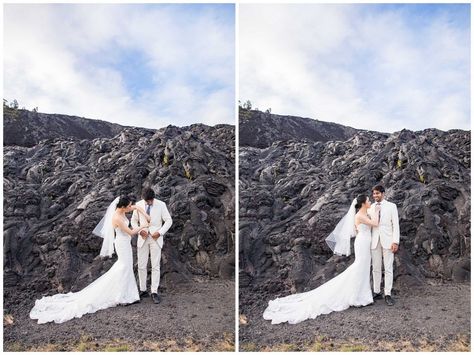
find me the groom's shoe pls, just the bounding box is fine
[139,291,149,299]
[373,292,383,300]
[151,293,161,304]
[385,295,395,306]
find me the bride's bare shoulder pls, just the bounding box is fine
[111,212,121,225]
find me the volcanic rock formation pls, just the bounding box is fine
[4,109,235,309]
[239,109,361,148]
[239,108,470,310]
[4,106,126,147]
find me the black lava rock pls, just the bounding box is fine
[239,108,470,312]
[4,109,235,306]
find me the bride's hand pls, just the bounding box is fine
[132,227,143,235]
[137,206,151,223]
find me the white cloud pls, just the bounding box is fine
[4,4,235,129]
[240,4,470,132]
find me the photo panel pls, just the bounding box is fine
[238,3,470,352]
[4,3,236,352]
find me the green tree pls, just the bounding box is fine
[243,100,252,110]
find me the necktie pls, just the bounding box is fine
[146,204,151,215]
[377,202,381,219]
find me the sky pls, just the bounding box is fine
[4,4,235,129]
[240,4,470,132]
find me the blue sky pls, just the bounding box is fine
[240,3,470,132]
[4,4,235,129]
[370,3,470,27]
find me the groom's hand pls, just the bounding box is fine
[391,243,399,253]
[152,231,160,240]
[139,230,148,239]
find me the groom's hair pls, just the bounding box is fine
[372,185,385,193]
[142,188,156,201]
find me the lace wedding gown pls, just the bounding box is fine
[263,224,373,324]
[30,217,139,324]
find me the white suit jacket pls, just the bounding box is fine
[131,199,172,249]
[368,199,400,249]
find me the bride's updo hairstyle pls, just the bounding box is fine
[355,194,368,212]
[116,196,132,209]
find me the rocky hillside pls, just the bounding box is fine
[4,109,235,308]
[4,106,127,147]
[239,109,362,148]
[239,108,470,310]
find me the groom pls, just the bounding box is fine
[131,187,173,304]
[368,185,400,306]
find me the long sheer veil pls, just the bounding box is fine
[325,198,357,256]
[92,197,120,257]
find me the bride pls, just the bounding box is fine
[263,194,380,324]
[30,196,150,324]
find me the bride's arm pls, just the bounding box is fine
[113,215,143,236]
[359,213,379,227]
[131,205,151,223]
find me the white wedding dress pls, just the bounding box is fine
[263,223,373,324]
[30,216,139,324]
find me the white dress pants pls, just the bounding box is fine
[137,237,162,293]
[371,239,394,296]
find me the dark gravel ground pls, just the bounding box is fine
[4,280,235,352]
[239,281,470,352]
